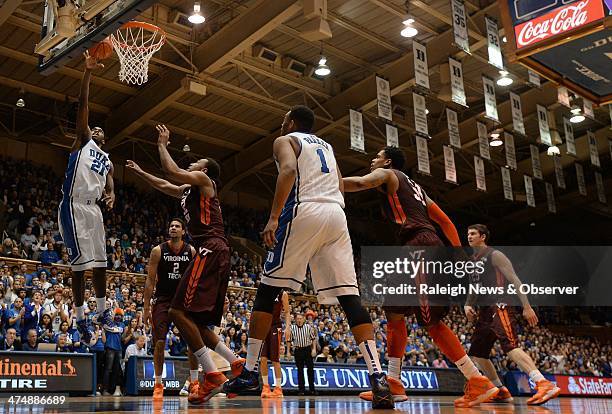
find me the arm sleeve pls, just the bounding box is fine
[426,202,461,247]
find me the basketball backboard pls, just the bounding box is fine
[35,0,157,75]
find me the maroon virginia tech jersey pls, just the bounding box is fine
[156,241,193,298]
[379,169,436,241]
[180,183,227,243]
[271,294,283,329]
[472,247,510,306]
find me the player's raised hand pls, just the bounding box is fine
[464,305,477,322]
[125,160,142,174]
[156,124,171,146]
[262,217,279,249]
[101,190,115,209]
[523,305,538,327]
[83,51,104,71]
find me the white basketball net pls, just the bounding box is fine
[110,23,165,85]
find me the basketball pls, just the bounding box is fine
[88,37,113,61]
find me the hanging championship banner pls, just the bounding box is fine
[482,76,499,122]
[557,86,570,108]
[446,108,461,149]
[477,122,491,160]
[536,105,552,146]
[505,132,517,170]
[583,99,594,120]
[385,124,399,147]
[449,57,467,107]
[376,76,392,121]
[587,131,600,168]
[528,70,540,87]
[501,167,513,201]
[524,175,535,207]
[443,145,457,185]
[576,163,587,196]
[509,92,525,135]
[416,136,430,175]
[485,16,503,70]
[413,41,430,91]
[474,156,486,192]
[553,155,566,190]
[450,0,470,54]
[545,182,556,213]
[530,145,543,180]
[595,171,606,204]
[564,118,576,157]
[413,92,429,138]
[349,109,365,153]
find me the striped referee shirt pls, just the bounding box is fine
[290,323,316,348]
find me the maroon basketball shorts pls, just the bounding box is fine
[171,237,230,327]
[469,306,520,357]
[152,296,173,343]
[261,326,282,362]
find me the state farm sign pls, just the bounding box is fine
[514,0,605,49]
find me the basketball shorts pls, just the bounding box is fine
[151,296,173,343]
[469,306,520,357]
[262,202,359,304]
[171,237,230,327]
[58,197,106,271]
[384,305,449,328]
[261,326,282,362]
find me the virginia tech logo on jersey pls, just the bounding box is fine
[198,246,212,256]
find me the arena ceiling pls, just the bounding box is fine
[0,0,610,229]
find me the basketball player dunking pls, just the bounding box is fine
[143,219,200,401]
[343,147,499,407]
[126,126,243,404]
[464,224,560,405]
[223,106,394,409]
[58,52,114,344]
[259,290,290,398]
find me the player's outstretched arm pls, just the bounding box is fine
[425,197,461,247]
[143,246,160,328]
[126,160,187,198]
[74,52,103,151]
[101,161,115,209]
[342,169,392,192]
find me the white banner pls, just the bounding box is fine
[587,131,600,168]
[505,132,517,170]
[443,145,457,184]
[416,136,430,175]
[583,99,594,119]
[474,156,486,192]
[501,167,513,201]
[537,104,552,146]
[483,76,499,122]
[376,76,392,121]
[385,124,399,147]
[413,92,429,137]
[530,144,543,179]
[509,91,525,135]
[446,108,461,149]
[524,175,535,207]
[595,171,606,204]
[450,0,470,54]
[528,70,541,87]
[564,117,576,156]
[545,182,556,213]
[477,122,491,160]
[576,163,586,196]
[553,155,566,190]
[349,109,365,153]
[485,16,503,70]
[557,86,570,108]
[449,57,467,107]
[413,41,430,91]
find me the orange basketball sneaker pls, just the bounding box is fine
[358,377,407,402]
[261,384,273,398]
[454,375,499,407]
[188,380,200,396]
[272,386,283,398]
[527,380,561,405]
[152,383,164,401]
[189,372,228,404]
[231,358,247,377]
[486,386,514,403]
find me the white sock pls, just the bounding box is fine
[261,371,269,386]
[388,357,402,380]
[529,370,545,383]
[95,297,106,312]
[245,338,263,372]
[493,378,503,387]
[76,305,86,321]
[358,340,382,375]
[193,347,217,374]
[155,375,162,385]
[190,369,199,382]
[456,355,480,379]
[214,341,239,363]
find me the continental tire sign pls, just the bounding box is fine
[0,351,94,393]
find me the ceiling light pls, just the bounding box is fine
[490,136,503,147]
[502,36,507,43]
[496,70,513,86]
[425,108,429,115]
[547,145,560,156]
[569,107,585,124]
[314,56,331,77]
[183,144,191,152]
[16,98,25,108]
[490,132,500,139]
[188,2,205,24]
[401,18,418,38]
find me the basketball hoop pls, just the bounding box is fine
[110,21,165,85]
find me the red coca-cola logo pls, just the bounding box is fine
[514,0,605,49]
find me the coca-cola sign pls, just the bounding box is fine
[514,0,605,49]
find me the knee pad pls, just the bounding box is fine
[337,295,371,327]
[253,284,284,314]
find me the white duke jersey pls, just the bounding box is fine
[284,132,344,208]
[62,139,110,200]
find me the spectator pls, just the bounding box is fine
[22,329,38,351]
[56,333,71,352]
[44,289,69,332]
[21,291,43,342]
[38,313,55,344]
[40,242,59,265]
[315,345,334,363]
[102,309,125,397]
[432,355,449,369]
[0,327,20,351]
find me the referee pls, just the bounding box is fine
[287,313,317,395]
